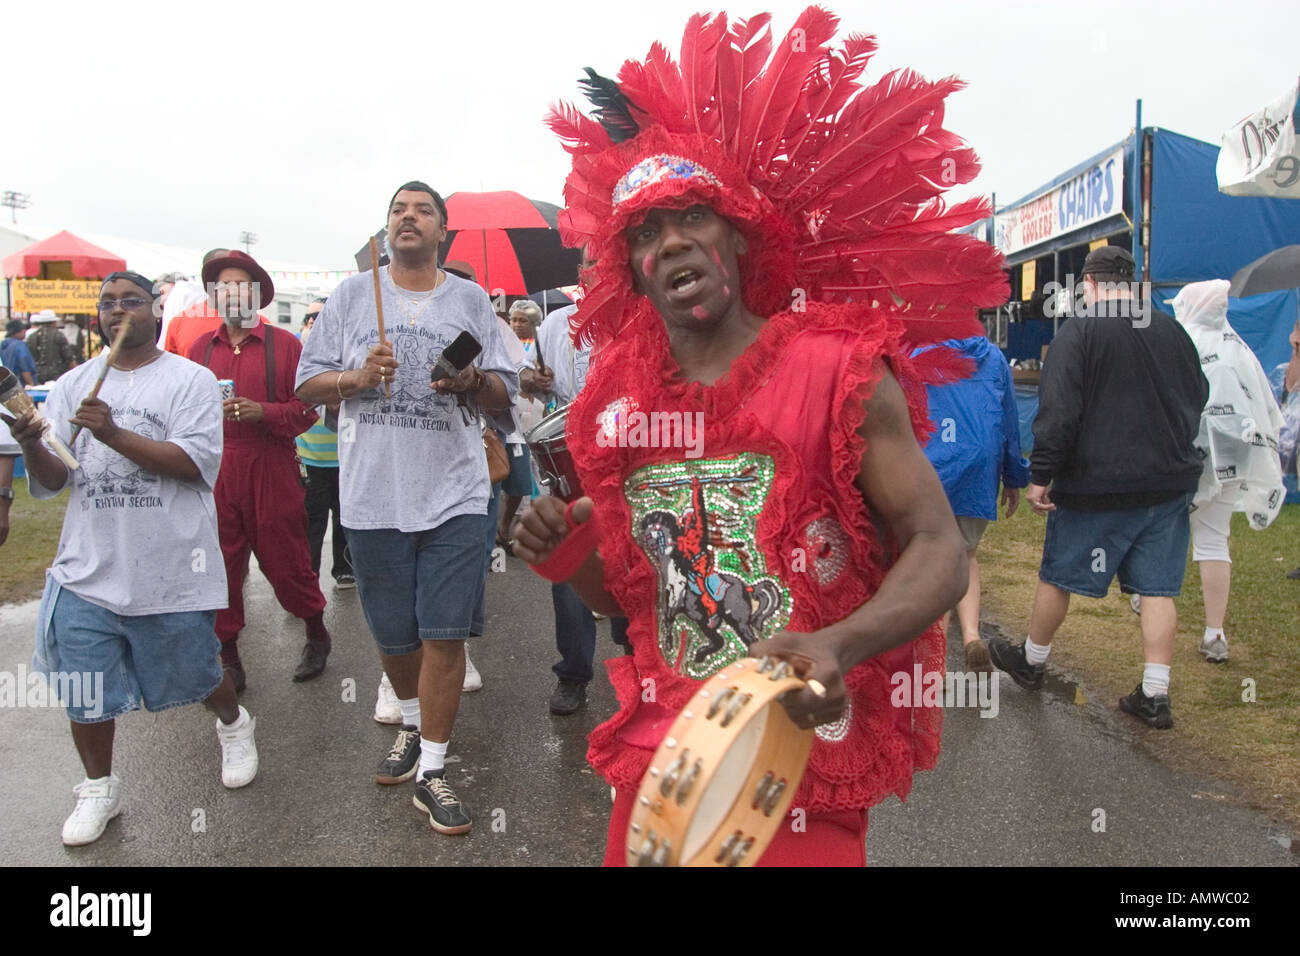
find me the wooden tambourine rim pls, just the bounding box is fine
[626,657,814,867]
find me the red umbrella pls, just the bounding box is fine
[355,191,580,295]
[441,191,579,295]
[2,230,127,279]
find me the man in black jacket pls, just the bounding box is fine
[989,246,1209,728]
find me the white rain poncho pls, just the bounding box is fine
[1171,279,1286,529]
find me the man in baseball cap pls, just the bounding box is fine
[1080,245,1136,281]
[989,241,1210,730]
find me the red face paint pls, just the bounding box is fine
[710,247,728,277]
[723,285,730,297]
[641,253,655,278]
[691,305,708,319]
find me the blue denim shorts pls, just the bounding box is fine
[1039,494,1192,599]
[32,576,223,724]
[347,513,488,655]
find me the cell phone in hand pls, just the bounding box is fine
[430,331,482,383]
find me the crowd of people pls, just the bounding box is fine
[1,7,1298,867]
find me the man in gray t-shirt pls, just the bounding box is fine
[296,181,517,836]
[5,272,259,847]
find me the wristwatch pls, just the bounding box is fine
[0,487,13,500]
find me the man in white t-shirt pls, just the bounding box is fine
[2,271,258,847]
[297,182,518,836]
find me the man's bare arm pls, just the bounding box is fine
[751,365,966,727]
[831,366,968,670]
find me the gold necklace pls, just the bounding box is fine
[391,270,444,326]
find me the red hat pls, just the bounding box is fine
[201,250,275,309]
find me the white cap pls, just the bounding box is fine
[32,309,58,324]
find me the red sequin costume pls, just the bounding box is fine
[546,7,1009,862]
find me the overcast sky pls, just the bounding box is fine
[5,0,1296,268]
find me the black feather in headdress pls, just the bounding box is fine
[578,67,643,143]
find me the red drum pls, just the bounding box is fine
[526,402,582,502]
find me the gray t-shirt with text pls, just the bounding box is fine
[29,352,227,615]
[296,268,519,532]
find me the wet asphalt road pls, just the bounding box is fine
[0,536,1294,867]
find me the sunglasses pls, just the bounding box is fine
[96,297,152,313]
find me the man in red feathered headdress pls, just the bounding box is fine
[516,7,1009,866]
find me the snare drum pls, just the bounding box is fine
[626,656,814,867]
[525,402,582,502]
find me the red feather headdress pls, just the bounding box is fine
[547,6,1009,350]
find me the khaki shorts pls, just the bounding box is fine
[955,515,990,552]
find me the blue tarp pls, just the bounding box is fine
[1149,130,1300,286]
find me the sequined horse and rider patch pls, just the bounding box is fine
[626,453,791,681]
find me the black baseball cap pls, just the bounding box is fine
[1081,246,1136,279]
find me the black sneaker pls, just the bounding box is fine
[374,726,421,784]
[335,574,356,590]
[413,770,472,835]
[549,679,587,715]
[987,636,1046,691]
[1119,683,1173,729]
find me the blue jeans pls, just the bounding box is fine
[33,576,222,724]
[1039,493,1192,598]
[348,513,488,654]
[552,582,630,684]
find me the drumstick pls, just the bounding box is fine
[369,236,391,398]
[0,367,79,470]
[68,313,133,446]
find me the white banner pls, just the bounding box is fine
[994,148,1125,258]
[1217,79,1300,198]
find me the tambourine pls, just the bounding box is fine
[626,656,815,867]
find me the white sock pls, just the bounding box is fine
[1203,627,1225,643]
[420,738,448,777]
[1025,638,1051,665]
[1142,663,1171,698]
[219,705,249,730]
[398,697,420,730]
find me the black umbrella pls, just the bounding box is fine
[1229,244,1300,297]
[526,288,575,313]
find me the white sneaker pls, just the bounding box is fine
[374,672,402,724]
[462,649,483,693]
[1200,634,1229,663]
[217,706,259,788]
[62,775,122,846]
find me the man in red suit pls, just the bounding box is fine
[187,251,330,689]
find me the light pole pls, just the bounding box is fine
[1,191,31,224]
[240,231,258,253]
